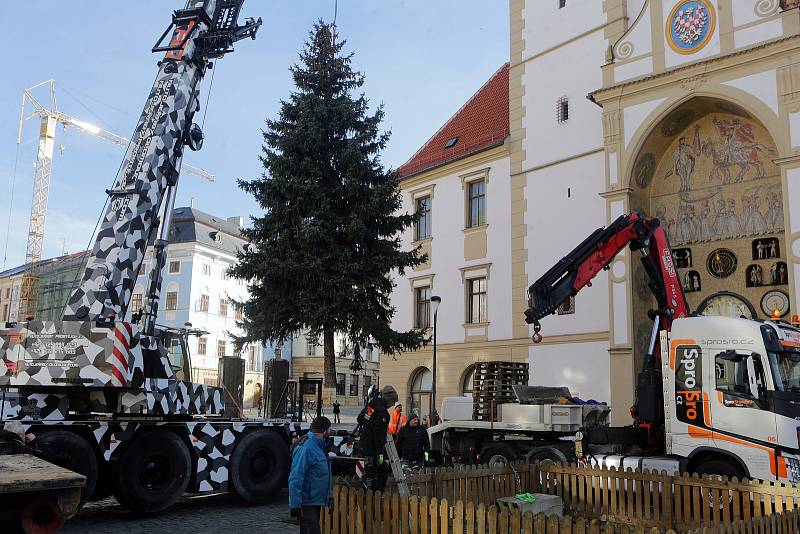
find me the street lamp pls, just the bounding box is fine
[430,295,441,426]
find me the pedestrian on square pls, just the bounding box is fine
[395,413,430,466]
[332,399,341,424]
[289,416,333,534]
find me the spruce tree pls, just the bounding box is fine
[232,22,427,389]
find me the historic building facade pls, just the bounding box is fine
[384,0,800,424]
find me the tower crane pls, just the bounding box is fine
[16,79,215,320]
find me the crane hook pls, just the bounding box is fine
[531,322,543,344]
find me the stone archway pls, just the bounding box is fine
[627,96,786,364]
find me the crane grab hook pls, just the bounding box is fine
[531,322,543,344]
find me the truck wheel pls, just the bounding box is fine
[36,430,98,507]
[481,443,518,467]
[112,429,191,513]
[20,497,65,534]
[229,429,288,504]
[694,458,743,510]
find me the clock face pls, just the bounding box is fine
[706,248,737,279]
[698,292,755,320]
[761,290,790,318]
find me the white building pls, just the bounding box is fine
[384,1,800,425]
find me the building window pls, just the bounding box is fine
[409,367,432,419]
[235,304,243,321]
[558,0,566,8]
[219,298,228,317]
[467,277,487,324]
[217,340,226,357]
[363,375,372,398]
[199,294,209,312]
[202,263,211,276]
[336,373,346,396]
[131,293,143,312]
[221,270,229,281]
[461,365,475,396]
[168,261,180,274]
[350,374,359,396]
[165,291,178,311]
[2,304,8,322]
[557,96,569,123]
[248,346,256,370]
[415,196,431,240]
[198,337,207,355]
[467,179,486,228]
[415,286,431,329]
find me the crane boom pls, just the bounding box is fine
[524,213,690,442]
[64,0,260,322]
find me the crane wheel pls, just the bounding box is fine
[481,443,519,467]
[19,497,65,534]
[35,430,98,507]
[229,429,288,504]
[111,429,191,513]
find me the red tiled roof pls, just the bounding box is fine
[398,63,509,179]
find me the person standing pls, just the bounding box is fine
[388,403,407,437]
[289,416,333,534]
[395,414,430,466]
[332,400,341,424]
[357,385,395,492]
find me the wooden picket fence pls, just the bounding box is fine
[335,460,800,532]
[322,484,663,534]
[683,507,800,533]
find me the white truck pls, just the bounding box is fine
[428,214,800,484]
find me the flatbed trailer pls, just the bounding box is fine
[0,454,85,533]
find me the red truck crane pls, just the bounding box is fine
[430,213,800,484]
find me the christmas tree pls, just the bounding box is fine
[232,22,427,388]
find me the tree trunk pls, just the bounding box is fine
[323,326,337,389]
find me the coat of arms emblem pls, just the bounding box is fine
[667,1,715,55]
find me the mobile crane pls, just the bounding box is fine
[0,0,304,519]
[430,213,800,484]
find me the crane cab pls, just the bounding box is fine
[662,316,800,482]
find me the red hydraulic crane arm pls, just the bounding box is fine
[525,213,688,366]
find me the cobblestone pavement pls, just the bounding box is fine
[63,489,300,534]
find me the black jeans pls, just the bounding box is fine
[300,505,321,534]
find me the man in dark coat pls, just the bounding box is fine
[395,413,430,466]
[356,385,396,491]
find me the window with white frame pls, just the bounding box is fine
[467,179,486,228]
[219,298,228,317]
[235,304,243,321]
[202,263,211,276]
[199,294,209,312]
[198,337,207,355]
[217,340,226,357]
[169,260,180,274]
[165,291,178,311]
[414,286,431,329]
[467,277,487,324]
[558,0,566,8]
[415,196,431,240]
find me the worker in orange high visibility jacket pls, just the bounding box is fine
[388,403,407,436]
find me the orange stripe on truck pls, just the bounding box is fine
[687,424,777,477]
[670,339,696,369]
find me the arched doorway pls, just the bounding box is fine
[408,367,432,419]
[460,365,475,396]
[628,96,786,364]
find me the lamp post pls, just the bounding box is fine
[430,295,441,425]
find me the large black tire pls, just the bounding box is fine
[229,429,288,504]
[111,429,191,514]
[481,443,519,467]
[693,458,745,479]
[36,430,98,507]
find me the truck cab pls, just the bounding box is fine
[664,315,800,483]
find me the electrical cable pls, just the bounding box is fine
[1,141,22,271]
[55,82,114,131]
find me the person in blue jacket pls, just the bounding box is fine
[289,416,333,534]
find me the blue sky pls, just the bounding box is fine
[0,1,509,270]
